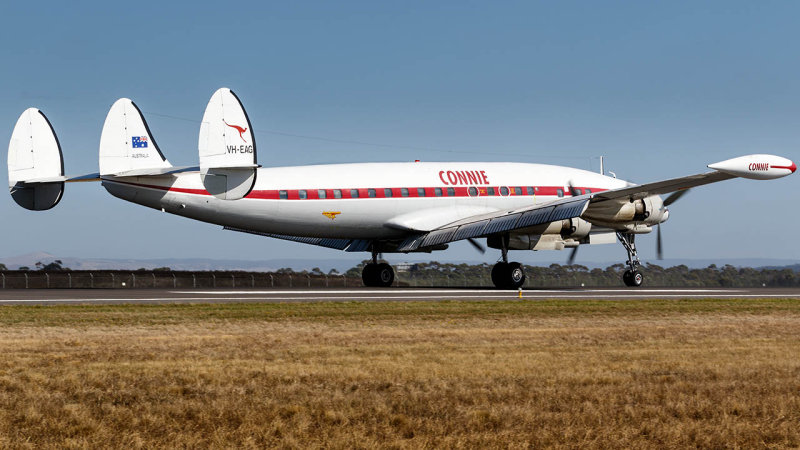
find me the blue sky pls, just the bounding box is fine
[1,1,797,267]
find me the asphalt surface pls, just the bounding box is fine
[0,287,798,305]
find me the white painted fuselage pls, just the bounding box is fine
[102,162,629,239]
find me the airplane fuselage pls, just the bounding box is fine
[102,161,629,239]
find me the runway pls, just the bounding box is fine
[0,287,798,305]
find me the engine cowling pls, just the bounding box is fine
[582,195,666,231]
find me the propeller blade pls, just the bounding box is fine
[567,181,580,197]
[656,224,664,260]
[467,238,486,254]
[567,246,579,265]
[664,189,690,206]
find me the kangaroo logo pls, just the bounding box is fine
[223,119,248,143]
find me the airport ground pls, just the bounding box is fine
[1,292,799,448]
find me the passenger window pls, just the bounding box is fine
[318,189,327,199]
[435,187,443,197]
[500,186,509,196]
[368,189,376,198]
[298,190,307,199]
[487,187,495,196]
[556,188,564,198]
[279,190,288,200]
[417,188,426,197]
[334,189,342,199]
[401,188,409,197]
[384,188,393,197]
[526,187,535,195]
[585,188,592,194]
[447,187,455,196]
[573,188,582,196]
[514,187,522,195]
[468,186,478,196]
[350,189,359,198]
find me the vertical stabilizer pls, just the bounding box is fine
[198,87,257,200]
[99,98,172,176]
[7,108,65,210]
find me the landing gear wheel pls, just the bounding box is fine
[491,262,526,289]
[623,270,643,287]
[362,263,394,287]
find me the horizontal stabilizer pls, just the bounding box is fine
[99,98,172,176]
[199,88,257,199]
[7,108,65,210]
[108,165,199,178]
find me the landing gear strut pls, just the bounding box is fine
[491,235,526,289]
[362,248,394,287]
[617,232,643,287]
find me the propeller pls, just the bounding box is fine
[656,224,664,260]
[664,189,690,206]
[567,181,580,197]
[567,246,579,265]
[467,237,486,254]
[656,189,690,260]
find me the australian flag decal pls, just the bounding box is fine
[132,136,148,148]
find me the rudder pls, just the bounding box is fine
[198,87,258,200]
[7,108,65,210]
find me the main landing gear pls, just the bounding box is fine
[491,237,526,289]
[617,232,643,287]
[362,250,395,287]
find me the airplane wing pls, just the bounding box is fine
[590,171,734,202]
[398,154,795,251]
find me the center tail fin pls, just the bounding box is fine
[7,108,65,210]
[99,98,172,176]
[198,87,258,200]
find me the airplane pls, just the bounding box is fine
[7,88,796,288]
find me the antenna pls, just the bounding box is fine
[599,156,604,175]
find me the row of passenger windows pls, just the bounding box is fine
[276,186,589,199]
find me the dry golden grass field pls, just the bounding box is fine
[1,298,799,449]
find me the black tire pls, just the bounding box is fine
[623,270,643,287]
[375,263,394,287]
[491,262,509,289]
[362,263,377,287]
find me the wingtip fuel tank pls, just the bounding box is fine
[708,154,795,180]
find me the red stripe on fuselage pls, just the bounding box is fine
[104,178,607,200]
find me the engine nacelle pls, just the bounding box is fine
[582,195,666,229]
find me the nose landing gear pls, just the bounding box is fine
[617,232,643,287]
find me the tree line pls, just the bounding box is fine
[5,259,799,287]
[347,261,800,287]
